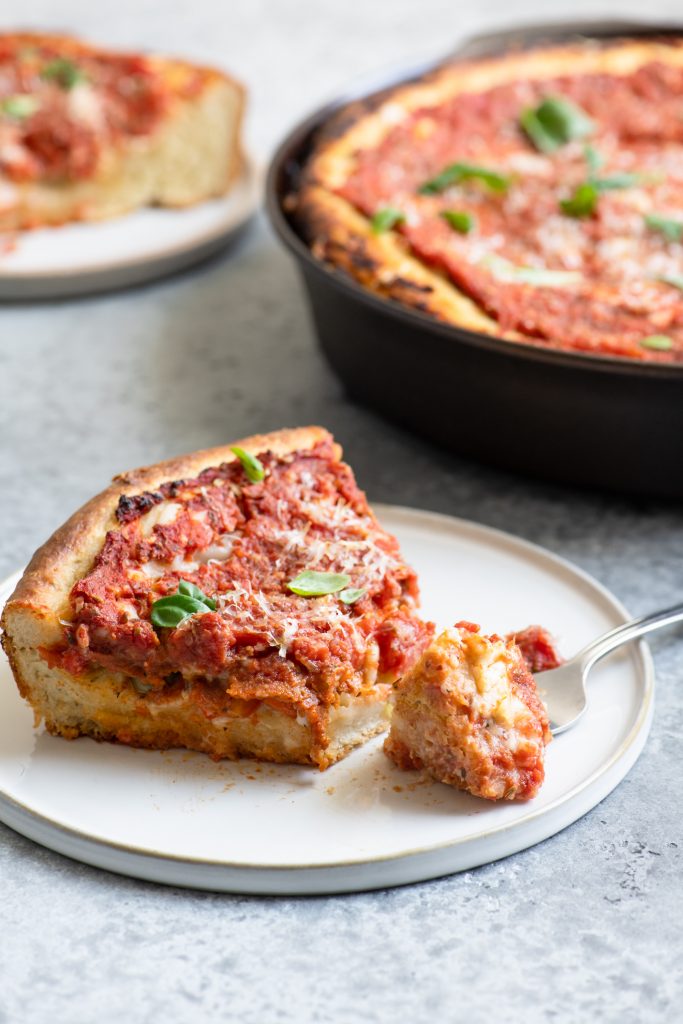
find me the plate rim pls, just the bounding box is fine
[0,504,654,887]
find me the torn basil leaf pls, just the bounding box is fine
[560,182,599,218]
[40,58,87,89]
[287,570,350,597]
[177,580,217,609]
[640,335,674,351]
[150,583,216,629]
[419,162,510,195]
[592,173,643,192]
[440,209,476,234]
[1,94,40,119]
[584,145,604,175]
[339,587,366,605]
[645,214,683,243]
[231,446,265,483]
[484,255,581,287]
[521,95,594,153]
[371,207,406,234]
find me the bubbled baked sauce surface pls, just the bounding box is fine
[339,57,683,361]
[44,440,432,736]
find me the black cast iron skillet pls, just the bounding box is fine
[266,20,683,499]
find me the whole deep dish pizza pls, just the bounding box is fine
[1,428,433,770]
[0,32,244,230]
[296,37,683,363]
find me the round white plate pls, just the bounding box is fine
[0,156,260,299]
[0,505,653,894]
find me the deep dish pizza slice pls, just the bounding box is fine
[384,622,554,800]
[0,32,244,230]
[1,428,433,769]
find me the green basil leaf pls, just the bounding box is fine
[645,213,683,243]
[521,95,594,153]
[584,144,604,175]
[150,588,216,629]
[152,594,208,615]
[658,274,683,291]
[640,335,674,351]
[150,604,190,628]
[1,94,40,119]
[440,209,476,234]
[287,570,350,597]
[339,587,366,605]
[483,255,581,287]
[592,173,643,192]
[419,162,510,195]
[560,182,599,218]
[519,107,559,154]
[40,58,87,90]
[178,579,217,609]
[230,446,265,483]
[371,207,405,234]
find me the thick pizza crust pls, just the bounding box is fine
[1,427,391,769]
[0,32,245,230]
[297,37,683,335]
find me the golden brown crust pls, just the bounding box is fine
[297,37,683,336]
[297,183,503,334]
[26,666,389,769]
[0,32,246,228]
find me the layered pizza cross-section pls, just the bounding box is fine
[1,428,433,769]
[0,32,244,230]
[384,622,553,800]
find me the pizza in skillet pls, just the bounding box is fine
[0,32,244,230]
[0,428,433,769]
[297,37,683,363]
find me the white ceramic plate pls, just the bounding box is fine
[0,505,653,894]
[0,156,260,299]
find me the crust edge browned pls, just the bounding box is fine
[3,426,335,618]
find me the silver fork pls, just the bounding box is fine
[539,602,683,735]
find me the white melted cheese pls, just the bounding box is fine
[137,501,183,537]
[213,584,365,660]
[67,83,105,131]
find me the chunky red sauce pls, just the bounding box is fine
[0,37,170,183]
[46,440,432,738]
[507,625,563,674]
[339,59,683,362]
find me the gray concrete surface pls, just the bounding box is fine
[1,2,682,1022]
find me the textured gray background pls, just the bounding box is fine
[1,2,682,1022]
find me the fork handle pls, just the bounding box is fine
[579,601,683,670]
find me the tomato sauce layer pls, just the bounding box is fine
[339,59,683,362]
[0,38,172,183]
[47,440,432,733]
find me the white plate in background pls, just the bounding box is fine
[0,505,653,893]
[0,156,260,299]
